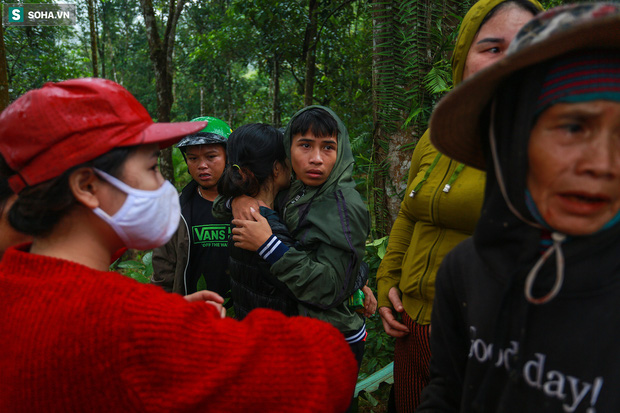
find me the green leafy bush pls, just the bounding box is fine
[112,251,153,284]
[357,236,394,411]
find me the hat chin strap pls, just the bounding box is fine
[488,99,542,230]
[524,232,566,305]
[488,99,567,305]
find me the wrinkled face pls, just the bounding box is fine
[185,144,226,190]
[290,132,337,186]
[528,101,620,235]
[462,5,534,81]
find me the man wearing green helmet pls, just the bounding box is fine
[151,117,233,300]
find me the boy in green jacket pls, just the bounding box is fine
[227,106,371,368]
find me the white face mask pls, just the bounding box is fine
[91,169,180,250]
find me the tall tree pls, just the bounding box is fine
[139,0,187,181]
[370,0,396,236]
[229,0,306,125]
[88,0,99,77]
[4,24,89,101]
[0,7,9,111]
[303,0,319,106]
[371,0,466,236]
[272,56,282,126]
[302,0,358,107]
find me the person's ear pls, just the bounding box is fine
[68,168,100,209]
[273,161,281,178]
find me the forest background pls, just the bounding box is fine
[0,0,591,411]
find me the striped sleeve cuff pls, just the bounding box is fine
[345,322,367,344]
[258,235,289,265]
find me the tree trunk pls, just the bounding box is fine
[226,63,233,127]
[371,0,396,236]
[88,0,99,77]
[139,0,187,183]
[272,55,281,128]
[200,87,204,117]
[371,0,464,236]
[303,0,318,107]
[99,0,106,78]
[0,7,9,111]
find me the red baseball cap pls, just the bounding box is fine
[0,78,207,193]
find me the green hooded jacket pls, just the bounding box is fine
[272,105,371,336]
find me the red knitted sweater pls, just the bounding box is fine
[0,245,358,412]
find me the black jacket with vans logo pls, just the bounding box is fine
[151,180,231,298]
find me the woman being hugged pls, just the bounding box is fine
[0,78,358,412]
[375,0,543,411]
[217,123,298,319]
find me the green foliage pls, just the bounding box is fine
[172,147,192,192]
[4,24,89,101]
[358,381,393,413]
[94,0,156,113]
[357,235,393,412]
[113,251,153,284]
[196,274,207,292]
[423,63,451,96]
[359,236,393,375]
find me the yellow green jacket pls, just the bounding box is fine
[376,132,484,324]
[375,0,542,325]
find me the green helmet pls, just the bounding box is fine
[176,116,232,149]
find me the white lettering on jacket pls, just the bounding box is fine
[468,327,604,412]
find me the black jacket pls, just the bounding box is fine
[418,70,620,412]
[151,180,198,294]
[152,180,231,298]
[229,207,298,320]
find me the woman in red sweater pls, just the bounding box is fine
[0,78,358,412]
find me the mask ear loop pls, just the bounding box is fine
[94,168,168,198]
[488,99,566,305]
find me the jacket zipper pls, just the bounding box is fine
[418,159,454,300]
[283,187,306,218]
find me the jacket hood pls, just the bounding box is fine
[277,105,370,312]
[474,64,620,304]
[451,0,544,86]
[279,103,369,242]
[283,105,357,201]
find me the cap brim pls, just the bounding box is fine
[122,120,209,149]
[430,12,620,170]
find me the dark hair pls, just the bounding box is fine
[0,146,137,237]
[479,0,541,29]
[179,140,226,155]
[217,124,286,198]
[0,178,13,219]
[289,107,339,139]
[0,159,18,219]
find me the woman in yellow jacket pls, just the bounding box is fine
[376,1,543,411]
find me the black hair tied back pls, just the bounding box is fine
[217,123,286,199]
